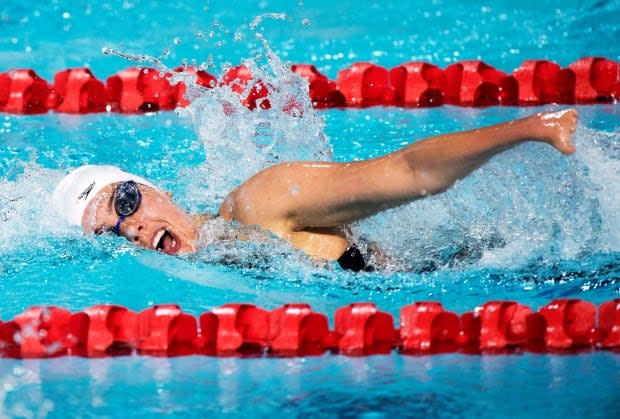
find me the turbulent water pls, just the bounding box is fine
[1,50,619,278]
[0,3,619,417]
[0,10,618,316]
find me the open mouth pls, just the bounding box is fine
[152,228,181,255]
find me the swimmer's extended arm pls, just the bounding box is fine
[221,110,577,231]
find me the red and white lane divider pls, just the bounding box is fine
[0,57,618,115]
[0,299,618,358]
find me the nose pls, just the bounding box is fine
[119,219,145,244]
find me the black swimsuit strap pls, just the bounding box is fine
[337,246,370,272]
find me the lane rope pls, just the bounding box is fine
[0,299,618,358]
[0,57,618,114]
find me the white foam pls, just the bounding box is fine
[0,164,78,252]
[171,32,332,214]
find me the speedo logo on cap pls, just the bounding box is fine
[77,181,95,201]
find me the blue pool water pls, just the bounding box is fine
[1,0,619,417]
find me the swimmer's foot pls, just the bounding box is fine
[534,109,578,154]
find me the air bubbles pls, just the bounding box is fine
[62,12,71,19]
[301,18,310,26]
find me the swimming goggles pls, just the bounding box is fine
[112,180,142,235]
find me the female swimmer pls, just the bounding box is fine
[53,109,578,271]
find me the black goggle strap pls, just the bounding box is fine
[112,215,125,236]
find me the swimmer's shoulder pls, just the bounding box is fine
[218,192,236,220]
[218,163,291,220]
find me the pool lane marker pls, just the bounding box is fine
[0,299,618,358]
[0,57,618,114]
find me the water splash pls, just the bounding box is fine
[171,29,331,214]
[2,14,618,283]
[0,164,69,249]
[249,13,288,30]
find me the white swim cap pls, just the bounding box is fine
[52,165,156,227]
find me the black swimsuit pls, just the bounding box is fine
[337,246,374,272]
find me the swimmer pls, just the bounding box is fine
[53,109,578,271]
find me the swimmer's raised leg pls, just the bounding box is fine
[392,108,578,197]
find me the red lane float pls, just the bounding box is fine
[476,301,546,352]
[329,302,398,355]
[0,307,72,358]
[106,67,183,113]
[49,68,107,113]
[0,69,50,114]
[291,64,345,108]
[539,299,598,350]
[399,302,459,353]
[599,299,620,349]
[222,65,271,110]
[1,299,619,358]
[444,60,517,106]
[458,311,482,352]
[172,66,217,107]
[0,56,618,115]
[513,60,575,105]
[137,304,199,356]
[570,57,619,102]
[70,304,137,357]
[336,62,394,107]
[389,62,446,107]
[269,303,329,356]
[200,303,270,355]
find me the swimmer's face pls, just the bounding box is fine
[81,183,199,255]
